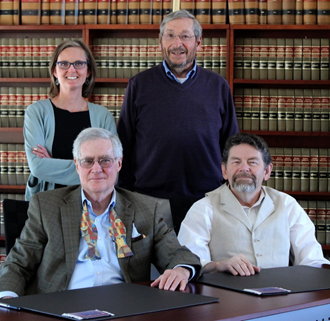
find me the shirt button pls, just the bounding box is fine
[256,254,262,257]
[254,239,260,242]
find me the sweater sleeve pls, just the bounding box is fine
[23,100,80,186]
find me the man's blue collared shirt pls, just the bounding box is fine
[163,60,197,83]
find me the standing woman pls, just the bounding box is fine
[24,39,117,201]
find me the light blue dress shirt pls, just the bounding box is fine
[163,60,197,83]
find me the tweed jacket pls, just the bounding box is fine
[0,186,201,296]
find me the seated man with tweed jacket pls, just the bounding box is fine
[0,128,201,298]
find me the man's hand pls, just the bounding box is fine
[32,145,51,159]
[203,254,260,276]
[150,266,190,292]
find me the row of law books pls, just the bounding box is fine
[263,147,330,193]
[91,37,227,79]
[234,88,330,132]
[228,0,330,25]
[91,87,126,123]
[0,144,30,186]
[0,0,174,26]
[0,37,80,78]
[297,200,330,245]
[0,87,49,127]
[234,37,330,81]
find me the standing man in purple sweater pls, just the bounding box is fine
[117,10,239,233]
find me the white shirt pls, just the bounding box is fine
[178,185,329,268]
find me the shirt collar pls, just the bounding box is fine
[162,60,197,83]
[80,188,116,216]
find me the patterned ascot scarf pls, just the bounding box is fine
[81,201,134,260]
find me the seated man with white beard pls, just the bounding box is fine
[178,133,329,276]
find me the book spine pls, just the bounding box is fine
[97,0,110,24]
[1,38,10,78]
[245,0,259,24]
[312,88,321,132]
[0,144,8,185]
[110,0,117,24]
[267,0,282,24]
[131,37,140,77]
[259,0,268,23]
[251,38,260,80]
[32,37,40,78]
[84,0,97,23]
[211,37,220,74]
[8,38,17,78]
[311,38,320,80]
[277,88,286,131]
[318,148,328,192]
[285,89,295,131]
[49,0,65,24]
[303,88,312,132]
[162,0,172,19]
[276,38,285,80]
[243,37,252,79]
[320,89,330,132]
[326,201,330,244]
[310,148,319,192]
[39,38,48,78]
[303,0,317,24]
[196,0,212,24]
[293,38,303,80]
[7,143,17,185]
[243,88,252,130]
[228,0,245,24]
[292,147,302,191]
[267,147,276,188]
[268,88,278,131]
[65,0,78,24]
[16,144,25,185]
[202,38,211,71]
[21,0,41,25]
[282,0,295,24]
[108,38,117,78]
[41,0,50,24]
[267,38,276,80]
[16,87,25,127]
[211,0,227,24]
[259,88,269,131]
[259,38,268,80]
[152,0,162,24]
[219,38,227,78]
[0,88,9,127]
[316,201,326,244]
[101,38,110,78]
[123,38,132,78]
[140,0,153,24]
[139,38,148,73]
[181,0,195,15]
[128,0,139,24]
[92,38,102,78]
[284,38,293,80]
[317,0,330,24]
[234,38,244,79]
[275,147,284,191]
[234,88,243,130]
[295,0,303,23]
[302,38,312,80]
[251,88,260,130]
[115,37,124,78]
[301,148,310,192]
[320,38,330,80]
[283,148,293,191]
[8,87,17,127]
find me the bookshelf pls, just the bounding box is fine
[0,24,330,253]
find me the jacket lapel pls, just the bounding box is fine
[113,190,135,282]
[253,190,275,230]
[60,187,83,284]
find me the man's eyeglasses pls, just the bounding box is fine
[162,33,195,42]
[56,61,88,70]
[78,157,117,169]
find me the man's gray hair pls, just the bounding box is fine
[73,127,123,160]
[160,9,202,39]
